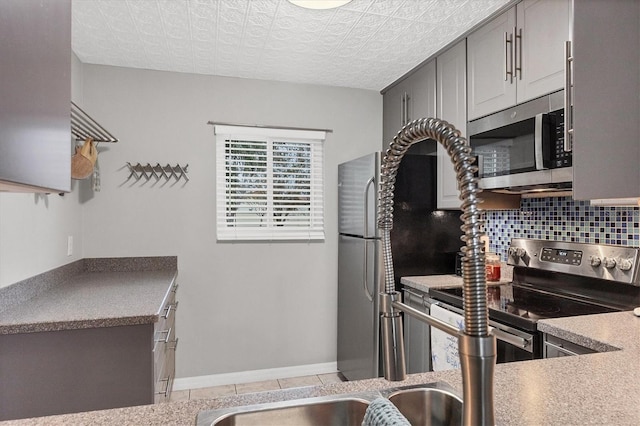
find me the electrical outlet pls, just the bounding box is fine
[67,236,73,256]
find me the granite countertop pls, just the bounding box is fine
[401,263,513,294]
[0,257,177,335]
[2,272,639,425]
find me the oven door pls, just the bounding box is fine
[429,300,537,365]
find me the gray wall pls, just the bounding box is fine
[0,54,85,288]
[79,64,382,379]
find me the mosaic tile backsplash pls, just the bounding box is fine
[485,197,640,261]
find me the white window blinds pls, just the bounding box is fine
[215,125,326,241]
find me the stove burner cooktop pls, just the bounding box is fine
[430,284,618,331]
[430,239,640,332]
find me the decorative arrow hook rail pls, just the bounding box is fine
[125,163,189,183]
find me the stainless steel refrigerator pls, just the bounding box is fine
[337,151,463,381]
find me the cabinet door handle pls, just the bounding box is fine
[404,289,425,305]
[155,327,172,344]
[564,40,573,152]
[544,340,579,356]
[515,27,522,80]
[169,338,179,351]
[162,301,179,319]
[156,374,173,397]
[400,93,405,127]
[504,31,514,83]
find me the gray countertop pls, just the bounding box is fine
[0,257,177,335]
[401,264,513,294]
[2,272,639,425]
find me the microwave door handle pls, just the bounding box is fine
[534,113,546,170]
[564,40,573,152]
[476,154,484,178]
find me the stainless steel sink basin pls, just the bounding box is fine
[205,397,369,426]
[388,387,463,426]
[196,382,462,426]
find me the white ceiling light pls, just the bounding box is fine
[288,0,352,10]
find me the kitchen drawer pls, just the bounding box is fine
[154,346,175,403]
[154,298,177,352]
[155,284,178,333]
[154,284,177,348]
[154,325,176,380]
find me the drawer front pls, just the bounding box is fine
[155,287,177,336]
[154,347,175,403]
[154,287,177,353]
[154,325,176,380]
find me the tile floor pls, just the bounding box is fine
[170,373,345,402]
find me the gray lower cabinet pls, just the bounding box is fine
[543,334,595,358]
[0,284,178,421]
[154,284,178,403]
[403,288,431,374]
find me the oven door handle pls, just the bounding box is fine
[491,328,532,350]
[429,298,534,351]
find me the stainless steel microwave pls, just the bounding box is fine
[468,91,573,194]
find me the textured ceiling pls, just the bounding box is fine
[72,0,512,91]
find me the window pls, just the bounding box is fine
[215,125,325,241]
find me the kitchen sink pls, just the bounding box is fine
[196,382,462,426]
[388,387,462,426]
[202,396,370,426]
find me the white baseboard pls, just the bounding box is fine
[172,362,338,391]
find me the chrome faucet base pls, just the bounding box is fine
[459,334,496,426]
[380,292,406,382]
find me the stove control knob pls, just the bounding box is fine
[514,248,526,258]
[618,258,633,272]
[589,256,602,267]
[603,257,617,269]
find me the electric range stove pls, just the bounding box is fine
[429,238,640,360]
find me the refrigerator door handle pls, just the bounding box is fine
[362,175,375,302]
[363,241,374,302]
[363,176,375,238]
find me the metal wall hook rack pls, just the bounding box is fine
[71,102,118,143]
[125,163,189,183]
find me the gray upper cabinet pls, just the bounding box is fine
[467,0,570,120]
[0,0,71,193]
[571,0,640,200]
[382,60,436,150]
[436,40,466,210]
[515,0,570,104]
[467,7,516,121]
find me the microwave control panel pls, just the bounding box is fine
[551,110,571,168]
